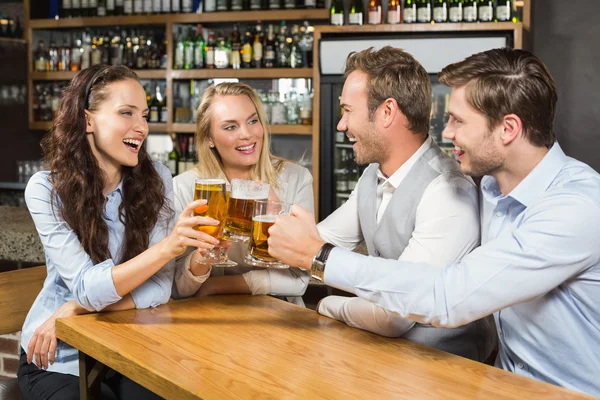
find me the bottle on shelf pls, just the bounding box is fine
[97,0,107,15]
[167,135,179,176]
[387,0,401,24]
[161,0,171,13]
[172,0,182,13]
[184,27,195,69]
[149,83,160,123]
[133,0,143,14]
[478,0,493,22]
[241,26,253,68]
[269,0,281,10]
[124,0,133,15]
[160,90,168,122]
[58,38,71,71]
[186,136,196,171]
[270,92,287,124]
[71,36,83,71]
[463,0,477,22]
[368,0,382,25]
[48,38,59,71]
[284,0,295,9]
[230,23,242,69]
[298,21,313,67]
[231,0,243,10]
[61,0,72,18]
[300,90,313,126]
[448,0,463,22]
[205,30,216,69]
[263,24,276,68]
[182,0,193,12]
[433,0,448,23]
[403,0,417,23]
[289,24,303,68]
[216,0,229,11]
[34,41,49,72]
[329,0,344,26]
[417,0,432,23]
[71,0,81,17]
[495,0,512,22]
[214,35,230,69]
[205,0,217,12]
[177,136,188,176]
[348,0,364,26]
[252,24,263,69]
[285,90,299,124]
[193,25,205,69]
[152,0,161,13]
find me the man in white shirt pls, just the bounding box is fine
[310,46,496,361]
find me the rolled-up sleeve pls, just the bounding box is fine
[25,173,121,312]
[130,163,175,308]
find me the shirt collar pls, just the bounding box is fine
[481,142,567,207]
[376,136,433,189]
[107,178,124,197]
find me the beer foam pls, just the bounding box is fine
[195,178,227,185]
[252,215,277,223]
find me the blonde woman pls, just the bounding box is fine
[172,83,313,305]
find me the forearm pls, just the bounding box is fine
[173,252,212,299]
[195,275,251,297]
[111,237,173,297]
[61,294,136,317]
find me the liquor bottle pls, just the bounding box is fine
[477,0,493,22]
[90,35,102,65]
[182,0,193,12]
[231,0,243,10]
[81,0,90,16]
[172,0,182,13]
[160,91,168,122]
[193,25,205,69]
[70,37,83,71]
[205,0,216,11]
[241,27,253,68]
[348,0,364,25]
[162,0,171,13]
[123,30,135,67]
[448,0,462,22]
[149,84,160,123]
[433,0,447,22]
[136,32,147,68]
[90,0,99,15]
[97,0,107,15]
[249,0,261,9]
[143,0,153,13]
[495,0,511,22]
[106,0,115,15]
[463,0,476,22]
[216,0,228,11]
[110,31,123,65]
[152,0,161,13]
[329,0,344,25]
[387,0,401,24]
[133,0,143,14]
[34,41,49,72]
[71,0,81,17]
[368,0,382,24]
[58,38,71,71]
[269,0,281,10]
[167,136,179,176]
[183,27,194,69]
[81,30,91,69]
[174,28,185,69]
[263,24,276,68]
[252,26,263,68]
[62,0,72,17]
[283,0,295,9]
[416,0,432,23]
[289,25,303,68]
[48,38,59,71]
[300,91,312,125]
[231,23,242,69]
[298,21,313,67]
[205,30,216,69]
[403,0,417,23]
[124,0,133,14]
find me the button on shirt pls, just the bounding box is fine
[323,143,600,396]
[21,163,175,376]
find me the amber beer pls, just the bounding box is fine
[249,215,277,261]
[221,179,270,242]
[193,179,228,238]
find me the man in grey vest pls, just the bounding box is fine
[303,46,495,362]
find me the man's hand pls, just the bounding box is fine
[268,205,325,270]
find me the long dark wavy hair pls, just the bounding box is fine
[41,65,172,264]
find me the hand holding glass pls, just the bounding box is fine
[245,200,290,269]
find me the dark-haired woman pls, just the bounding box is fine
[17,65,218,400]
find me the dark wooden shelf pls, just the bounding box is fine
[170,68,313,80]
[31,70,167,80]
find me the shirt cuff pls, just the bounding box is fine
[80,259,122,311]
[323,247,361,295]
[185,251,212,283]
[242,269,271,295]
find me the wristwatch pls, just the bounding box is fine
[311,243,336,282]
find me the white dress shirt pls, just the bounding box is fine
[317,137,480,337]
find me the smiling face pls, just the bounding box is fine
[337,71,388,166]
[443,85,504,177]
[85,79,149,173]
[208,94,264,177]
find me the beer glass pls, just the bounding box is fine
[221,179,270,243]
[193,178,237,267]
[245,200,290,269]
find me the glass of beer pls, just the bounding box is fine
[245,200,290,269]
[221,179,270,243]
[193,178,237,267]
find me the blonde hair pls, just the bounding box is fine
[194,82,285,189]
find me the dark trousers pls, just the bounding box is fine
[17,349,162,400]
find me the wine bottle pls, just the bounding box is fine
[448,0,462,22]
[433,0,448,23]
[416,0,432,23]
[403,0,417,23]
[348,0,364,25]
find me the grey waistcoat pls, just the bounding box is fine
[356,143,497,362]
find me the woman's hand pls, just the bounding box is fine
[27,300,84,369]
[161,199,221,260]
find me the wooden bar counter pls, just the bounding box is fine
[56,295,593,400]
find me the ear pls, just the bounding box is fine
[208,138,215,148]
[380,98,398,129]
[499,114,522,145]
[84,110,94,134]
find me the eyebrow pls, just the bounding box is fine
[340,103,352,110]
[120,104,150,113]
[221,112,258,124]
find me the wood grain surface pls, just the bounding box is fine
[56,295,592,400]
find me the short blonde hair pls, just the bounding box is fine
[194,82,284,189]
